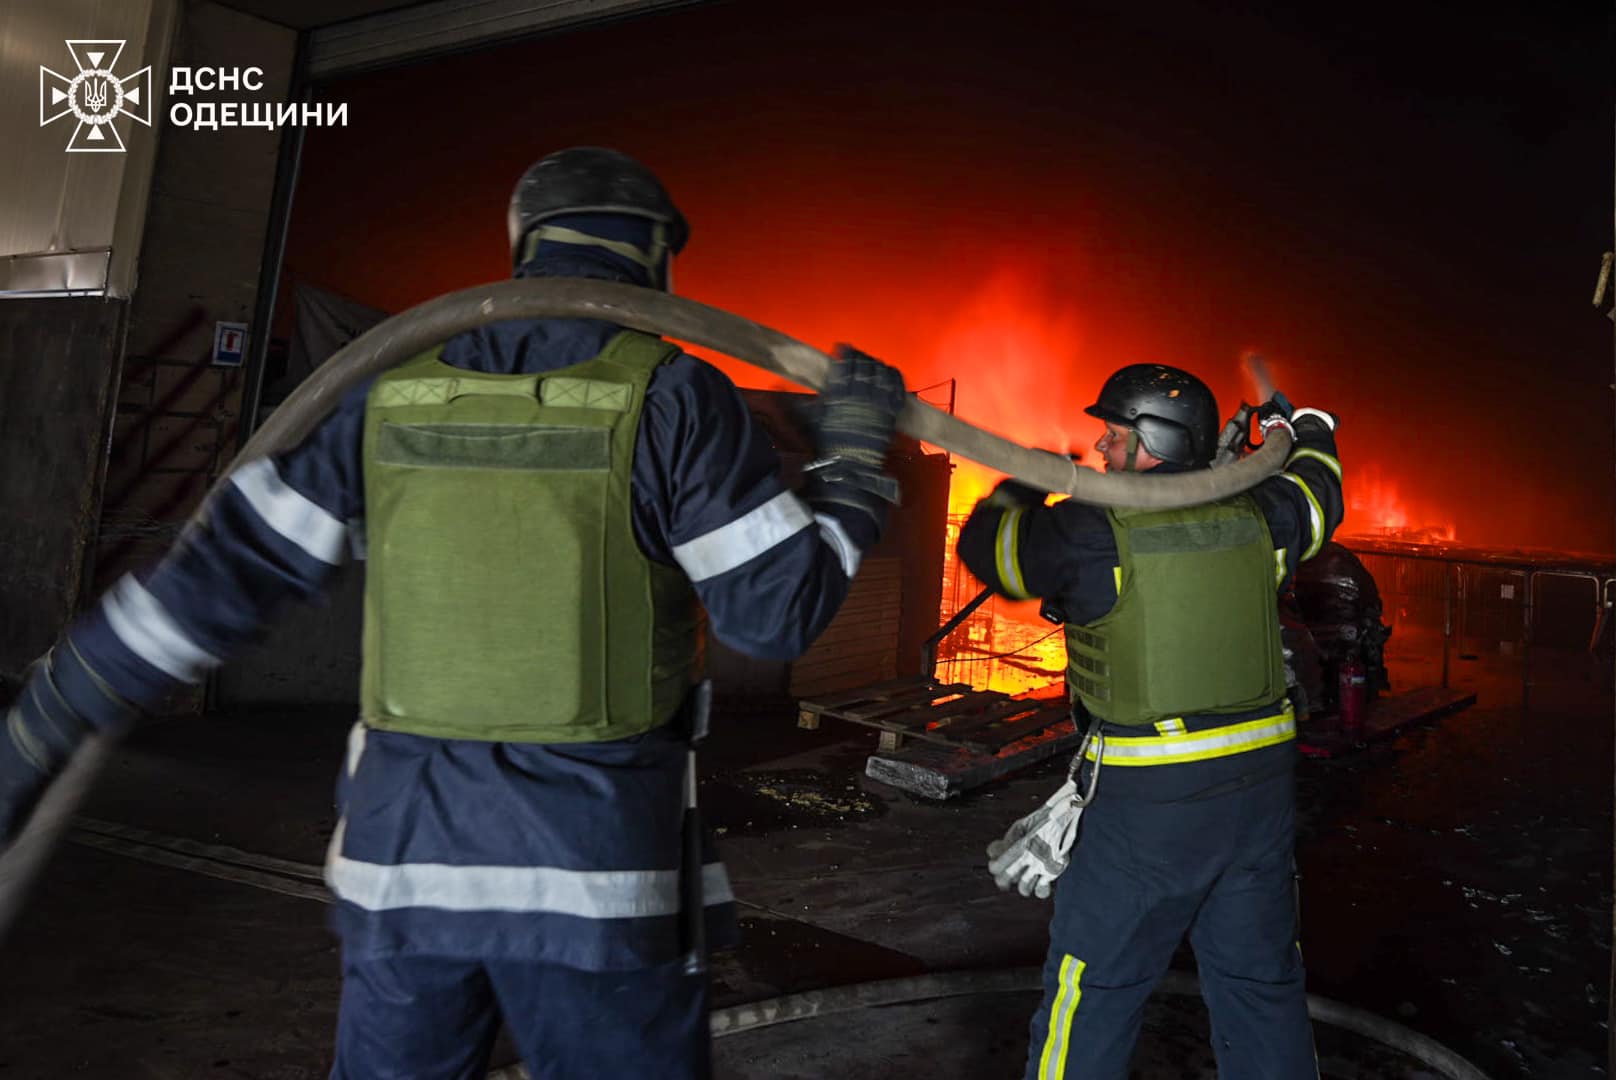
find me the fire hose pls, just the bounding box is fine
[0,278,1292,938]
[486,970,1489,1078]
[694,968,1493,1080]
[239,277,1291,503]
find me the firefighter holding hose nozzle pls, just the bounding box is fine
[958,363,1343,1079]
[0,147,909,1078]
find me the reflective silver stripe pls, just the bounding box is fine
[100,575,220,682]
[326,832,734,917]
[1037,954,1085,1079]
[345,722,367,778]
[1290,406,1336,431]
[670,490,812,582]
[229,458,348,565]
[1085,712,1295,765]
[812,512,862,578]
[1279,474,1325,560]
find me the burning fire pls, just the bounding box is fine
[1340,462,1456,543]
[932,265,1102,530]
[925,269,1108,694]
[945,460,1005,519]
[928,301,1460,694]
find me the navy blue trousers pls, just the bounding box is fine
[1024,740,1317,1079]
[330,955,709,1079]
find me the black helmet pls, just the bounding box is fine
[1084,364,1219,467]
[506,147,688,274]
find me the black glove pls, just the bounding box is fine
[813,345,907,470]
[987,450,1073,508]
[799,345,908,550]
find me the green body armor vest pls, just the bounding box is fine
[1066,496,1286,727]
[359,331,700,743]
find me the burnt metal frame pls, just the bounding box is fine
[921,586,993,682]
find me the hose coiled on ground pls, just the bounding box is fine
[491,966,1492,1079]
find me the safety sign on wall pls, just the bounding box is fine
[213,321,248,366]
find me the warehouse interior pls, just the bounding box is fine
[0,0,1611,1076]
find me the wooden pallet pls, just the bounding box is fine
[797,677,1080,797]
[797,677,1072,754]
[864,715,1084,799]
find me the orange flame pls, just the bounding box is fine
[1340,461,1457,543]
[935,266,1102,517]
[926,268,1112,693]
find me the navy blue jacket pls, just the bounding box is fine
[50,240,878,969]
[958,415,1344,727]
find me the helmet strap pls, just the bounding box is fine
[1123,428,1139,473]
[521,221,669,288]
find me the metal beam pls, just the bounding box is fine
[237,31,312,451]
[0,250,112,297]
[307,0,704,80]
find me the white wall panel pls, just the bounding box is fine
[0,0,176,296]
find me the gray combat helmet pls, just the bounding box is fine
[506,147,688,285]
[1085,363,1220,467]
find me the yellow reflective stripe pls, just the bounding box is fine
[996,508,1032,599]
[1279,473,1325,560]
[1286,447,1342,482]
[1085,709,1296,766]
[1274,546,1288,587]
[1154,717,1186,735]
[1112,565,1122,593]
[1038,954,1086,1079]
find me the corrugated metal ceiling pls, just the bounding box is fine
[213,1,418,31]
[215,0,702,78]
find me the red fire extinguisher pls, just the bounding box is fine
[1338,655,1368,737]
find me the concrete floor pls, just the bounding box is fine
[0,648,1607,1078]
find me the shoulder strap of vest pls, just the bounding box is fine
[1108,494,1258,527]
[376,346,449,381]
[1106,495,1267,566]
[594,329,681,374]
[371,334,676,402]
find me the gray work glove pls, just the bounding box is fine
[813,344,909,474]
[986,778,1085,899]
[803,345,909,543]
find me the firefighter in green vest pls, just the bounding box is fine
[957,363,1343,1080]
[0,147,911,1078]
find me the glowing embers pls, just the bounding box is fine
[935,516,1067,696]
[1341,462,1456,544]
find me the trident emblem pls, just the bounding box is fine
[84,78,110,114]
[40,40,151,153]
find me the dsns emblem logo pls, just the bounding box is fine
[40,40,152,153]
